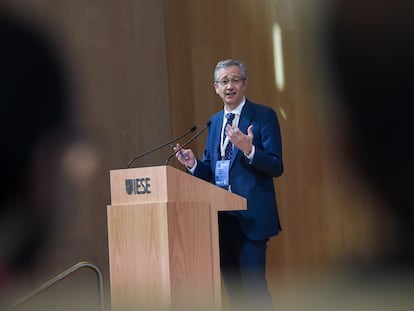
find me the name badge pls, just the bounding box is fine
[215,160,230,187]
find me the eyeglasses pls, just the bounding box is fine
[216,77,245,87]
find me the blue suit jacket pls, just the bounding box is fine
[193,100,283,240]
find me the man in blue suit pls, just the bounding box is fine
[175,59,283,311]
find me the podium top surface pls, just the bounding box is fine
[109,165,246,211]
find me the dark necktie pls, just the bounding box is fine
[223,113,235,160]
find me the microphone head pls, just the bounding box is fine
[190,125,197,132]
[206,120,212,127]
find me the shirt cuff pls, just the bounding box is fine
[244,145,255,162]
[186,159,197,174]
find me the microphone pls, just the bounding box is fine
[165,121,211,165]
[126,125,196,168]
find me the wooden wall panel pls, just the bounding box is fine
[164,0,391,308]
[2,0,394,309]
[3,1,172,309]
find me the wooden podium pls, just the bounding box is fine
[107,165,246,311]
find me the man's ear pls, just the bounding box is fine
[213,82,219,94]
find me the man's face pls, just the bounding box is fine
[214,65,248,109]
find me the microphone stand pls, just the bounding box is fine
[165,121,211,165]
[126,125,196,168]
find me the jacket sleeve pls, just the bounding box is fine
[248,108,283,177]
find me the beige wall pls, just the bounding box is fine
[3,0,390,309]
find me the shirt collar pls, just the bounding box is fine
[224,97,246,116]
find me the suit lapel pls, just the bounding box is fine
[230,101,254,168]
[213,111,224,163]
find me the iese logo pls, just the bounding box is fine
[125,177,151,195]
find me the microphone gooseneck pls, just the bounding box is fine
[126,125,196,168]
[165,121,211,165]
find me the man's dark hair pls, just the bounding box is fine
[0,11,70,200]
[0,11,71,273]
